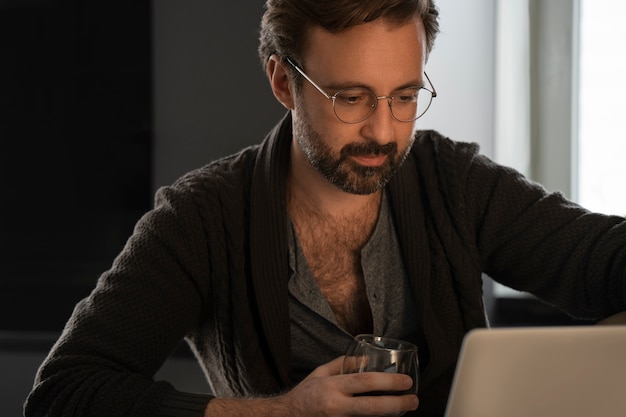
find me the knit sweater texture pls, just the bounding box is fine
[25,113,626,417]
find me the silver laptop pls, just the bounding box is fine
[444,326,626,417]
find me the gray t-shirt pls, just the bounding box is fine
[288,192,420,382]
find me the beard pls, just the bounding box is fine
[292,105,414,195]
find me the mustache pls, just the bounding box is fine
[340,142,397,158]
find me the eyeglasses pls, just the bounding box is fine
[286,57,437,124]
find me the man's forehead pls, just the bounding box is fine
[300,17,426,86]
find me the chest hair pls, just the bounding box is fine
[289,196,380,335]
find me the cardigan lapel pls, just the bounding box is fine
[386,146,452,390]
[387,152,428,301]
[248,113,293,387]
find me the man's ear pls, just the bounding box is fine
[267,55,295,110]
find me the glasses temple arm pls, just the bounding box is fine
[424,72,437,97]
[285,57,333,100]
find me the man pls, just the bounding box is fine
[25,1,626,417]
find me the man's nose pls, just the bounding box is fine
[361,98,395,144]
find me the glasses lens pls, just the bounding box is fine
[333,88,377,123]
[415,87,434,120]
[390,87,419,122]
[391,87,433,122]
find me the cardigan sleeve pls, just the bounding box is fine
[464,152,626,319]
[24,182,216,417]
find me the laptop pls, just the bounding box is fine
[444,326,626,417]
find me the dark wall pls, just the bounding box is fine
[1,1,154,415]
[152,1,285,188]
[1,1,286,334]
[1,1,153,332]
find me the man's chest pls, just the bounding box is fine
[297,229,373,335]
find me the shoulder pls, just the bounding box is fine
[408,129,484,183]
[146,145,262,233]
[172,145,261,195]
[165,145,260,201]
[412,129,480,162]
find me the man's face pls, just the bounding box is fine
[291,17,427,195]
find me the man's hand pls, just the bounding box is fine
[204,356,419,416]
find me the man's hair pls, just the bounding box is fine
[258,0,440,70]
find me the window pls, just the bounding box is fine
[577,0,626,216]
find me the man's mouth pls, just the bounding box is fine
[350,154,388,167]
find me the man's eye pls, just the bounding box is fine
[395,90,418,104]
[338,95,365,105]
[336,89,370,105]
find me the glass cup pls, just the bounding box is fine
[342,334,419,417]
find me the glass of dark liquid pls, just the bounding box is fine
[342,334,419,417]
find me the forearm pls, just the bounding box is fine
[204,396,291,417]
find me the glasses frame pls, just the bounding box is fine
[285,57,437,124]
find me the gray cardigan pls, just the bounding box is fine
[25,113,626,417]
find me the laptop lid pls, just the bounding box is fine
[444,326,626,417]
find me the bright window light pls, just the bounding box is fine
[577,1,626,216]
